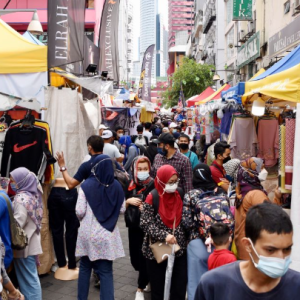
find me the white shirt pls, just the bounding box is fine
[103,143,121,159]
[143,130,152,140]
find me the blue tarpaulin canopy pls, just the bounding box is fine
[221,82,245,104]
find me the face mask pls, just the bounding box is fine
[10,182,17,192]
[258,168,268,182]
[172,129,177,133]
[118,133,123,138]
[223,156,231,164]
[157,147,167,156]
[164,182,178,193]
[179,143,189,151]
[137,171,149,181]
[248,238,292,278]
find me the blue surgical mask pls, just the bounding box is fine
[137,171,149,181]
[248,238,292,278]
[10,182,17,192]
[157,147,167,156]
[172,129,177,133]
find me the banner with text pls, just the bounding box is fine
[233,0,253,21]
[99,0,120,82]
[48,0,86,71]
[237,31,260,69]
[94,0,106,47]
[138,44,155,102]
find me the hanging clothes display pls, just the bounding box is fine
[1,111,56,179]
[257,116,279,167]
[228,114,257,160]
[0,113,12,170]
[220,110,234,141]
[285,118,296,190]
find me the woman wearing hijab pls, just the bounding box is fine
[119,135,140,173]
[224,158,241,189]
[182,164,226,300]
[236,157,267,208]
[76,155,125,300]
[10,167,43,300]
[140,165,187,300]
[125,156,154,300]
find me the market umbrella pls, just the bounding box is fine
[163,244,176,300]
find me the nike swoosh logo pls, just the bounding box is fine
[14,141,38,153]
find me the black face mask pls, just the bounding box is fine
[179,143,189,151]
[223,156,231,164]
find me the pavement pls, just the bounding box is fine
[40,216,151,300]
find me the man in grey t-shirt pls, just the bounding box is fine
[102,130,124,163]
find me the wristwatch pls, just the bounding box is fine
[60,166,67,172]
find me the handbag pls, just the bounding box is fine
[3,194,28,250]
[149,219,181,264]
[125,205,141,228]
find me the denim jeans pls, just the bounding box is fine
[14,256,42,300]
[48,187,79,269]
[77,256,114,300]
[187,239,210,300]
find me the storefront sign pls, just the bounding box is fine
[269,16,300,58]
[237,31,260,69]
[233,0,253,21]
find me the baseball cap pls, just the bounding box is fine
[99,124,108,130]
[169,122,177,128]
[158,133,175,144]
[102,130,113,139]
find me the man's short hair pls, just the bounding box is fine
[162,120,169,128]
[145,122,152,130]
[87,135,104,152]
[245,202,293,244]
[137,124,144,132]
[210,223,230,246]
[179,133,190,142]
[214,141,230,159]
[115,125,124,132]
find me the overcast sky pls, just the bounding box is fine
[132,0,168,61]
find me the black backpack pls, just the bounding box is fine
[150,187,184,215]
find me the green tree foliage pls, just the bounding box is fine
[162,58,214,108]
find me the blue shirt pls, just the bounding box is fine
[0,191,13,268]
[74,154,124,182]
[195,261,300,300]
[183,151,199,170]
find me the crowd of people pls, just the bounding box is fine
[0,116,299,300]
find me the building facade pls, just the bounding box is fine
[168,0,195,49]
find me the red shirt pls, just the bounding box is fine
[210,160,226,184]
[208,249,237,270]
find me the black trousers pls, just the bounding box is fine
[146,253,187,300]
[128,227,149,289]
[48,187,79,269]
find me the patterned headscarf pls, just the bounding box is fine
[10,167,43,233]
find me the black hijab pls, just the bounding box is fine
[192,163,217,191]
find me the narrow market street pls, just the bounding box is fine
[40,216,151,300]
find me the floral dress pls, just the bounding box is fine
[75,188,125,261]
[140,203,187,260]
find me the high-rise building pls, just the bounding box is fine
[168,0,195,49]
[140,0,158,83]
[118,0,134,84]
[156,14,167,77]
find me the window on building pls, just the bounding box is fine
[226,27,235,60]
[226,0,233,25]
[284,1,290,14]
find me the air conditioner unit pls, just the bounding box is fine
[248,21,255,33]
[295,0,300,10]
[238,30,245,41]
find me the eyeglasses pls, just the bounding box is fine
[167,179,180,186]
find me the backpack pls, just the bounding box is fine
[151,187,184,215]
[3,194,28,250]
[111,161,130,192]
[195,191,235,240]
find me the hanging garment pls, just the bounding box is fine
[279,125,291,194]
[285,118,296,190]
[257,119,279,167]
[1,126,55,177]
[140,106,153,123]
[220,111,233,136]
[228,117,257,160]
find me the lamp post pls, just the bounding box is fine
[0,9,43,34]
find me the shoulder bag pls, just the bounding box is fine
[3,194,28,250]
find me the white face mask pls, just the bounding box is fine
[137,171,149,181]
[258,168,268,182]
[164,183,178,193]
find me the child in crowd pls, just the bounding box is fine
[208,223,236,270]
